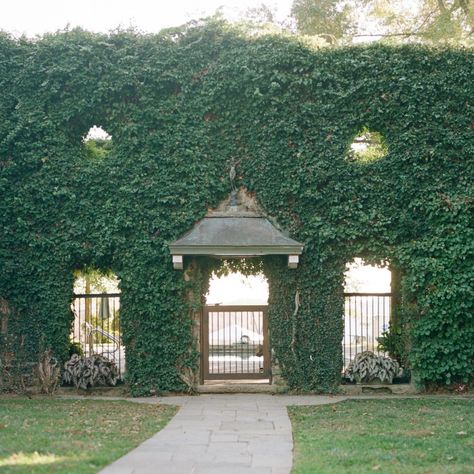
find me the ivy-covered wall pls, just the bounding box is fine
[0,22,472,394]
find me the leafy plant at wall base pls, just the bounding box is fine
[68,341,84,357]
[345,351,403,384]
[377,324,409,368]
[62,354,118,389]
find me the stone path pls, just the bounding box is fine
[98,394,346,474]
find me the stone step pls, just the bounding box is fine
[197,383,284,394]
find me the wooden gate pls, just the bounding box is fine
[202,305,270,380]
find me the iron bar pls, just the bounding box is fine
[71,293,123,379]
[203,305,269,380]
[343,293,392,371]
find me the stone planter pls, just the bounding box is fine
[355,377,387,385]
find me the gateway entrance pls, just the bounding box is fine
[202,305,270,380]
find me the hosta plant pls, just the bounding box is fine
[63,354,118,389]
[345,351,403,384]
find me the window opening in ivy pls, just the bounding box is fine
[83,125,112,160]
[343,258,392,370]
[346,128,388,163]
[70,268,124,380]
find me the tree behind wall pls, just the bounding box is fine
[291,0,474,43]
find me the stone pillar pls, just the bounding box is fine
[184,258,204,388]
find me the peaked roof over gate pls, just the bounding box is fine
[168,188,303,268]
[169,216,303,256]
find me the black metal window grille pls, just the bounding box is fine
[343,292,391,370]
[71,293,124,379]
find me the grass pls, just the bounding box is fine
[0,397,177,473]
[289,399,474,474]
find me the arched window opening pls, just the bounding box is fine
[343,258,392,371]
[70,268,124,380]
[83,125,112,161]
[346,128,388,163]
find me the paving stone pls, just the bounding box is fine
[220,420,275,431]
[272,468,293,474]
[193,465,272,474]
[206,441,249,452]
[252,452,293,468]
[171,451,216,463]
[210,432,240,442]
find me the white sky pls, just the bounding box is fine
[344,258,391,293]
[74,260,389,299]
[206,260,391,305]
[206,272,269,305]
[0,0,293,37]
[0,1,424,42]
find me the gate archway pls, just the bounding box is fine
[169,188,303,384]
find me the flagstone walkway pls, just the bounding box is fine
[98,394,347,474]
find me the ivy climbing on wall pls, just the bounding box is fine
[0,21,472,394]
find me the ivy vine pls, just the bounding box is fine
[0,21,472,394]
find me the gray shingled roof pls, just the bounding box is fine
[169,217,303,256]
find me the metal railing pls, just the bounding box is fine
[202,305,270,380]
[71,293,124,379]
[343,293,391,369]
[70,293,389,379]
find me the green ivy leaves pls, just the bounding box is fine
[0,22,472,392]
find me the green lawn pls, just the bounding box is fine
[0,397,177,474]
[289,399,473,474]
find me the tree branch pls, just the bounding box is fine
[458,0,470,14]
[436,0,448,13]
[414,9,438,33]
[352,32,428,37]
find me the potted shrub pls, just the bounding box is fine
[345,351,403,384]
[62,354,118,389]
